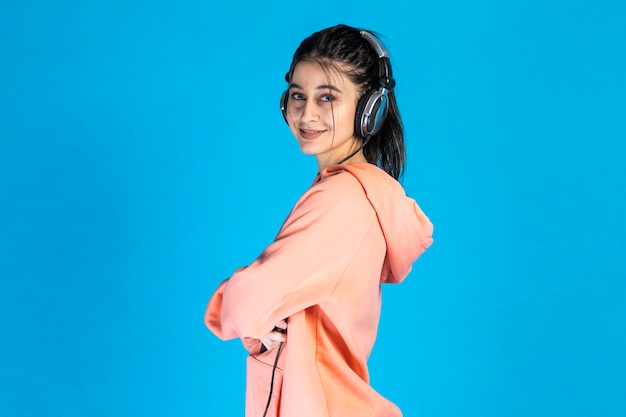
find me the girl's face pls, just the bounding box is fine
[285,60,363,170]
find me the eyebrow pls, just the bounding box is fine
[289,83,343,93]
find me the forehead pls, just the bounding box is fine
[290,60,352,89]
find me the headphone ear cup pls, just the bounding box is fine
[355,90,374,138]
[280,90,289,124]
[356,89,389,137]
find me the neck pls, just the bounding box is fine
[317,136,371,172]
[316,150,367,173]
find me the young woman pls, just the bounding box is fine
[205,24,434,417]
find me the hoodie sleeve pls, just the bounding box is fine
[204,171,377,341]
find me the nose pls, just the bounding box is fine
[300,99,320,123]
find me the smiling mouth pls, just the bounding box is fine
[299,128,325,140]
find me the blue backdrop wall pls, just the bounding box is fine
[1,1,625,416]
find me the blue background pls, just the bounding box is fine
[1,1,625,416]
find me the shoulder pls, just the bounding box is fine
[322,162,406,200]
[326,162,399,186]
[292,167,373,215]
[317,166,366,193]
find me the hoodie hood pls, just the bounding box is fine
[323,163,434,284]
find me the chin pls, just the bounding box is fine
[297,140,324,154]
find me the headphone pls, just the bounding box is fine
[280,30,396,139]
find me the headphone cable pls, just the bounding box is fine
[261,341,284,417]
[336,136,371,166]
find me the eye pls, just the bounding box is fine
[319,94,335,103]
[290,92,305,101]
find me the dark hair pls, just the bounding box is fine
[286,24,406,180]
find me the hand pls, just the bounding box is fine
[260,319,288,352]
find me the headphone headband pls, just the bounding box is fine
[359,30,390,59]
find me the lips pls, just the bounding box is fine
[299,128,326,140]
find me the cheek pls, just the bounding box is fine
[336,105,357,132]
[322,105,348,129]
[288,121,304,140]
[284,109,298,130]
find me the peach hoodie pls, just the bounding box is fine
[205,162,433,417]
